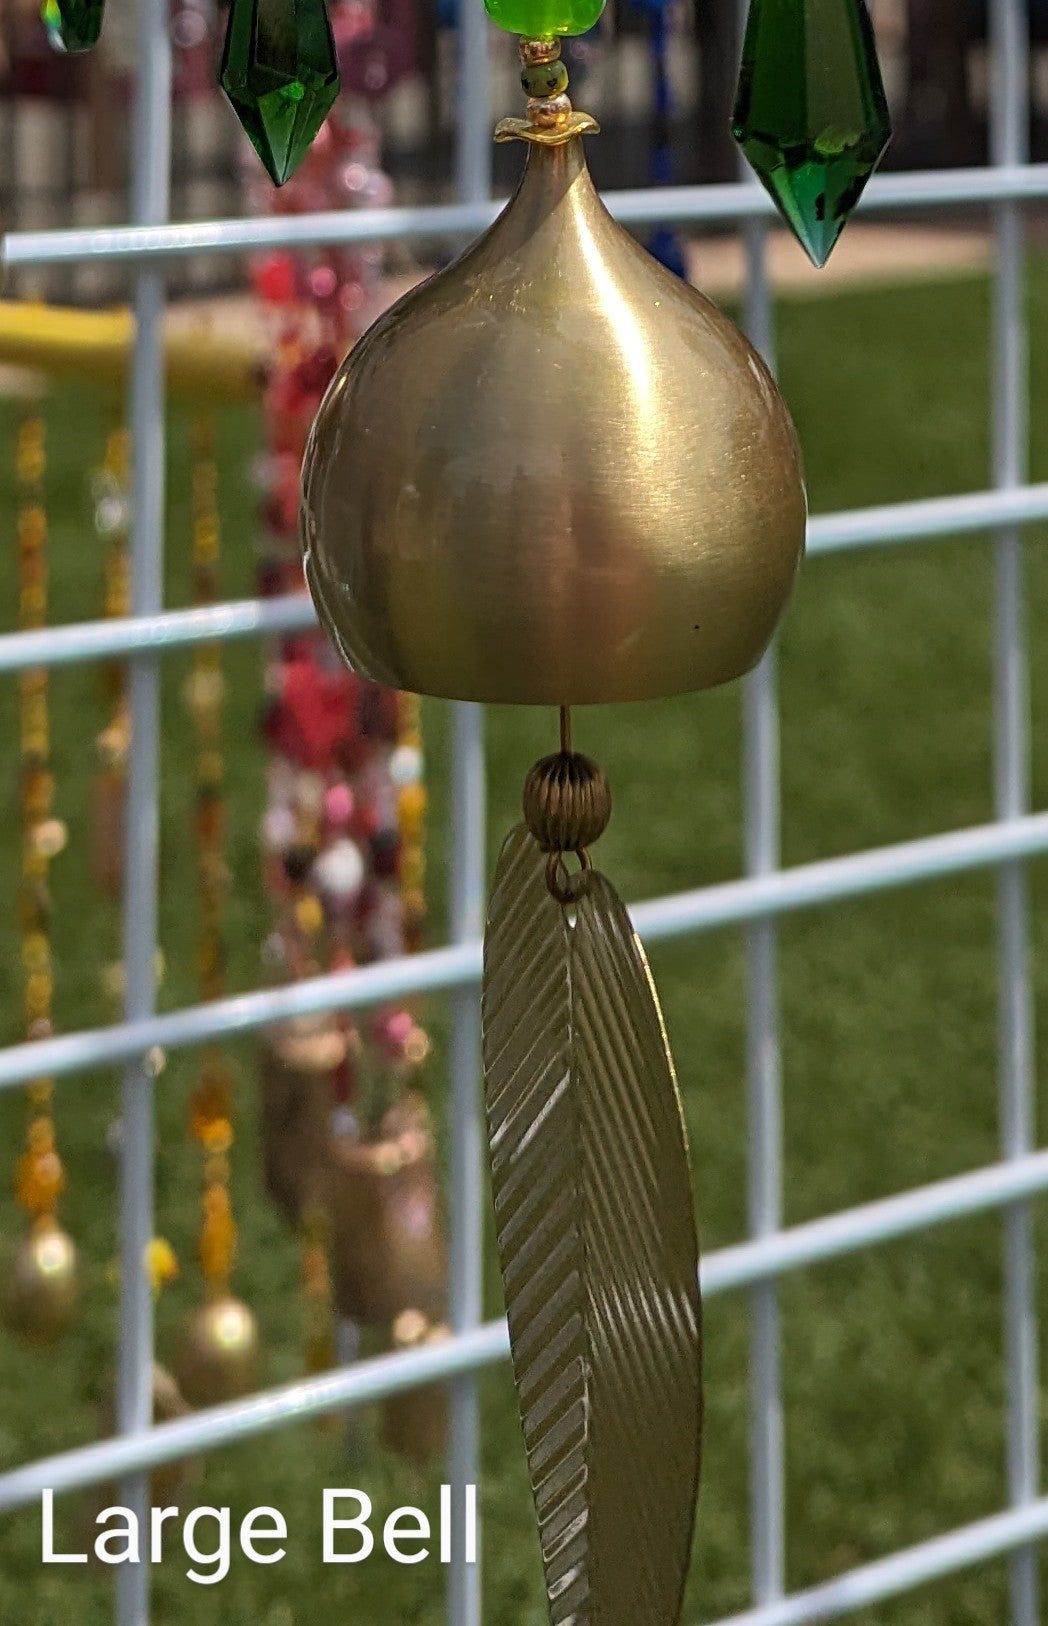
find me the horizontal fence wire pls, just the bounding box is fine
[4,1145,1048,1511]
[0,812,1044,1091]
[4,162,1048,266]
[0,482,1046,673]
[0,35,1045,1624]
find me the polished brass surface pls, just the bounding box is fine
[301,133,805,705]
[482,826,702,1624]
[175,1294,260,1408]
[1,1220,78,1346]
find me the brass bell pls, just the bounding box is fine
[329,1093,445,1327]
[2,1219,78,1346]
[301,132,806,706]
[380,1310,449,1464]
[259,1018,346,1225]
[174,1294,260,1408]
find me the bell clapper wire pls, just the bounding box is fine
[523,705,611,906]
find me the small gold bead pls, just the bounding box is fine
[518,36,560,65]
[528,93,573,129]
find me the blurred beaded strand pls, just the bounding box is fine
[93,420,131,897]
[286,863,338,1387]
[184,409,239,1301]
[17,404,63,1212]
[172,403,256,1410]
[5,401,79,1346]
[394,692,427,953]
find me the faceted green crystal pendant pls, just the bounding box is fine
[41,0,104,54]
[732,0,891,267]
[483,0,606,38]
[220,0,340,188]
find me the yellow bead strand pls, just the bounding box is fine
[14,404,63,1221]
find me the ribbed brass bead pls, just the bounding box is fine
[523,751,611,852]
[518,37,561,64]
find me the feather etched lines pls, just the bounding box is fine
[482,826,702,1626]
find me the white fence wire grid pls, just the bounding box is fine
[0,2,1044,1624]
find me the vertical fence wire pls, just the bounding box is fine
[736,0,787,1596]
[447,700,487,1626]
[456,0,494,209]
[989,3,1039,1624]
[742,383,786,1609]
[447,11,491,1626]
[115,1,172,1623]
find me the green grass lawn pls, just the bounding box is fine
[0,257,1048,1625]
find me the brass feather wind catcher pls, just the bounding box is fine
[299,33,806,1626]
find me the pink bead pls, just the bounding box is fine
[324,783,355,830]
[386,1011,414,1047]
[309,264,339,302]
[341,162,370,197]
[362,170,394,210]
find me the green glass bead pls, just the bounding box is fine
[520,59,570,99]
[220,0,340,188]
[484,0,605,39]
[732,0,891,268]
[41,0,104,54]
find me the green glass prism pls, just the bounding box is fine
[483,0,606,38]
[732,0,891,268]
[41,0,104,54]
[220,0,340,188]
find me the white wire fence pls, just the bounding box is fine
[0,2,1044,1624]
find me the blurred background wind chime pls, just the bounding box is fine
[175,407,262,1409]
[240,5,448,1451]
[25,0,450,1444]
[4,399,79,1347]
[91,420,130,901]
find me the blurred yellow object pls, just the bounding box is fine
[0,303,262,401]
[146,1237,180,1294]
